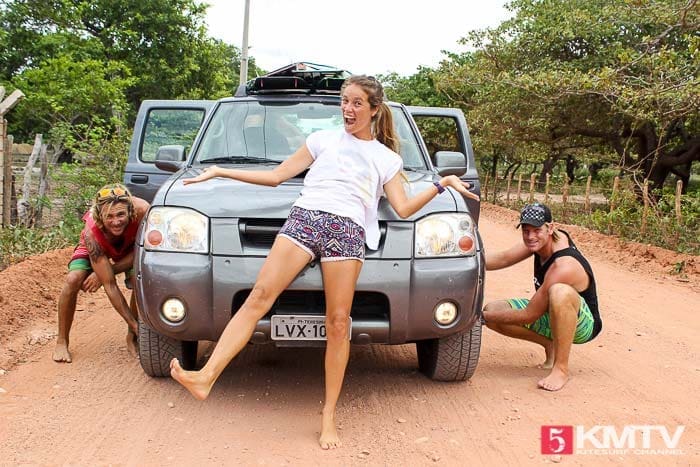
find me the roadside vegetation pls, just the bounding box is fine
[1,0,697,269]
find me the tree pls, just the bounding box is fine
[435,0,699,194]
[0,0,257,119]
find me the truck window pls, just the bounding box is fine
[194,102,426,169]
[390,108,424,169]
[140,108,206,162]
[412,116,463,165]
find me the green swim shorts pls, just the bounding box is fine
[68,258,134,286]
[506,297,595,344]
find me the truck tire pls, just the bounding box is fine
[138,318,198,377]
[416,319,482,382]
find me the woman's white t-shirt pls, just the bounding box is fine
[294,129,403,250]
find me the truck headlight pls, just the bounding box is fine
[144,207,209,253]
[415,213,477,257]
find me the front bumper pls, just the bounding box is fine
[135,251,484,345]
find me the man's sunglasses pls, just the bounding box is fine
[97,187,129,202]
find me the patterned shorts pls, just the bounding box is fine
[278,207,365,262]
[506,296,595,344]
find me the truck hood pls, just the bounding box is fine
[159,167,460,219]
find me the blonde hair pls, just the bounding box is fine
[341,75,399,153]
[90,183,136,229]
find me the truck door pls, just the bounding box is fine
[124,100,214,202]
[407,106,481,223]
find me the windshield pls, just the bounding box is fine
[194,101,426,169]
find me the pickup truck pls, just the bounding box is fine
[123,62,484,382]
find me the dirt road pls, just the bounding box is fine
[0,204,698,466]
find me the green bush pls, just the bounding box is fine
[572,188,700,255]
[0,222,75,271]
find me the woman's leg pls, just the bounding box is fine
[318,259,363,450]
[170,236,312,399]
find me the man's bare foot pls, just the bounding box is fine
[319,410,341,450]
[126,330,138,358]
[170,358,212,400]
[538,342,554,369]
[537,366,569,391]
[52,340,72,363]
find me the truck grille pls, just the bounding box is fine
[232,289,390,321]
[239,218,285,247]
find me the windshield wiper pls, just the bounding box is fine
[200,156,281,165]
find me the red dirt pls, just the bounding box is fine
[0,203,698,465]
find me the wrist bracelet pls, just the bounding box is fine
[433,181,445,194]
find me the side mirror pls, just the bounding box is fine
[435,151,467,177]
[155,145,185,173]
[156,145,186,161]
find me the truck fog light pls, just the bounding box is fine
[434,302,458,325]
[161,298,186,323]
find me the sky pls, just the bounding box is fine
[203,0,513,77]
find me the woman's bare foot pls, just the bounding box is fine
[52,339,72,363]
[126,330,138,358]
[537,366,569,391]
[170,358,212,400]
[538,342,554,369]
[319,410,341,450]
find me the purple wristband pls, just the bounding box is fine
[433,181,445,194]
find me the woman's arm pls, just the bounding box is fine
[183,145,314,187]
[383,174,479,219]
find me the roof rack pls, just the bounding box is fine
[238,62,352,96]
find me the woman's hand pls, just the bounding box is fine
[440,175,480,201]
[183,166,221,186]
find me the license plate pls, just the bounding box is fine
[270,315,352,341]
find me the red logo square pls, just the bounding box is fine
[541,425,573,454]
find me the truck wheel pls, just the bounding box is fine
[138,318,198,377]
[416,319,482,382]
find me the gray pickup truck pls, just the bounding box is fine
[124,63,484,382]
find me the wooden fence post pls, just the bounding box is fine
[584,175,592,213]
[1,118,11,227]
[562,178,569,217]
[36,143,49,225]
[483,174,490,203]
[0,87,25,227]
[610,176,620,213]
[516,173,523,202]
[18,134,43,227]
[505,172,512,205]
[641,179,649,235]
[491,173,499,204]
[544,173,551,204]
[675,179,683,223]
[529,173,536,203]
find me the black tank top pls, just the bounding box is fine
[533,230,602,339]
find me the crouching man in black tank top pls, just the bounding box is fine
[483,203,602,391]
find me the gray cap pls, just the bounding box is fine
[517,203,552,228]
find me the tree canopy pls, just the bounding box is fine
[389,0,699,192]
[0,0,261,141]
[1,0,697,195]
